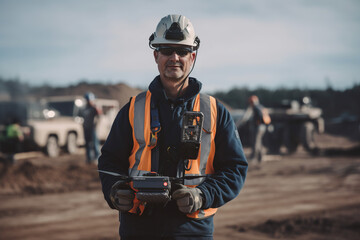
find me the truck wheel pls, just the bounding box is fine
[66,133,78,154]
[46,136,60,157]
[283,125,299,154]
[301,122,318,154]
[265,125,282,154]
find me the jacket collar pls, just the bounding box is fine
[149,76,202,104]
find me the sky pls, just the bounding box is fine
[0,0,359,93]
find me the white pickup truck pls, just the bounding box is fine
[0,101,85,157]
[44,95,120,143]
[1,96,119,158]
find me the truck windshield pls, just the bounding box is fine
[0,101,46,125]
[47,102,75,117]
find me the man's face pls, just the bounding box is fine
[154,44,196,83]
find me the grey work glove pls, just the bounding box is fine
[172,185,204,214]
[110,180,135,212]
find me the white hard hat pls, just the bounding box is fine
[149,14,200,50]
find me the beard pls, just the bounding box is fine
[164,73,184,83]
[163,62,186,82]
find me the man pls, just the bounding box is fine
[5,117,24,153]
[237,95,271,162]
[81,92,101,164]
[98,14,248,239]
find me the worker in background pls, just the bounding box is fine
[237,95,271,163]
[81,92,102,164]
[98,14,248,239]
[0,117,25,164]
[5,117,24,154]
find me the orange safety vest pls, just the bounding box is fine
[127,90,218,219]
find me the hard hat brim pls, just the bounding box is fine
[150,37,197,48]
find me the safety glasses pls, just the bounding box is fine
[156,46,193,57]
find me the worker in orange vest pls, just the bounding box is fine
[98,14,248,239]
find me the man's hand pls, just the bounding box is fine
[110,180,135,212]
[172,185,203,214]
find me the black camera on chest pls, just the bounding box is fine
[180,111,204,160]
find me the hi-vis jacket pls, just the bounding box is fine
[128,89,217,219]
[98,76,248,238]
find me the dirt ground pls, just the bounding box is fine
[0,133,360,240]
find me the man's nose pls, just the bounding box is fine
[168,52,180,61]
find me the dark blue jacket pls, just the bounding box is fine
[98,76,248,239]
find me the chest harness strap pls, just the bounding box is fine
[149,99,161,173]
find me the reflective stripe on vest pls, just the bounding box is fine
[128,91,152,176]
[128,90,218,219]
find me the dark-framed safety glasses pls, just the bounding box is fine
[155,46,193,57]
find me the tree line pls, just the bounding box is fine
[1,77,359,120]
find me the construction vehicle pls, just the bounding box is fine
[232,97,324,155]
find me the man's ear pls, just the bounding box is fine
[191,52,196,63]
[154,51,159,63]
